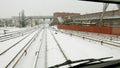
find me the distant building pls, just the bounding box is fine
[53,12,81,24]
[26,19,38,27]
[0,19,4,27]
[72,10,120,27]
[12,16,40,27]
[12,16,20,27]
[0,18,13,27]
[54,10,120,27]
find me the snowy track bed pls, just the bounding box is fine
[57,29,120,48]
[1,26,120,68]
[14,28,47,68]
[0,29,41,68]
[49,28,120,67]
[0,28,37,42]
[48,29,70,68]
[14,29,44,68]
[0,27,27,36]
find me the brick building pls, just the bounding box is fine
[57,10,120,35]
[73,10,120,27]
[53,12,80,24]
[54,10,120,27]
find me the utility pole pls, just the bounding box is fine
[19,10,26,27]
[21,10,26,27]
[99,3,109,26]
[19,12,21,27]
[31,18,33,27]
[117,4,120,10]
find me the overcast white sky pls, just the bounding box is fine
[0,0,118,18]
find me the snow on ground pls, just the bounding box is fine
[47,27,120,67]
[14,29,43,68]
[35,29,47,68]
[50,28,120,60]
[0,29,39,68]
[0,34,28,54]
[0,26,38,36]
[0,25,120,68]
[47,29,69,68]
[0,27,24,34]
[61,29,120,43]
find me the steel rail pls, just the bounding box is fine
[0,29,37,55]
[45,28,48,68]
[0,33,31,55]
[0,28,36,42]
[5,29,41,68]
[54,29,120,47]
[34,29,45,68]
[12,29,42,68]
[0,28,33,38]
[49,29,72,67]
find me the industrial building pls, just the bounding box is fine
[54,10,120,35]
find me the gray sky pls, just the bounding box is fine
[0,0,118,18]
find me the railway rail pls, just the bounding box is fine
[45,29,48,68]
[0,28,37,42]
[52,28,120,48]
[49,28,72,68]
[34,29,47,68]
[11,29,42,68]
[0,34,31,55]
[1,27,119,68]
[2,28,42,68]
[0,28,34,35]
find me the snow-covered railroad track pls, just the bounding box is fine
[53,29,120,48]
[9,29,42,68]
[0,28,36,42]
[34,28,47,68]
[0,28,42,68]
[49,29,71,68]
[0,33,31,55]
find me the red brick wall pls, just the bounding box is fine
[112,27,120,35]
[58,25,120,35]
